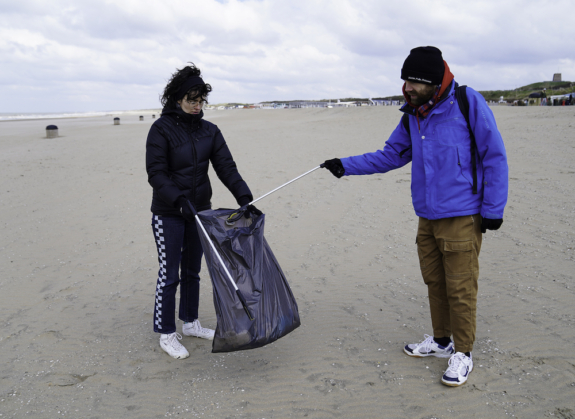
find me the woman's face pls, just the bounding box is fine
[178,93,205,115]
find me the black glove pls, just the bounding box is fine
[321,158,345,178]
[238,196,252,207]
[481,217,503,234]
[177,196,195,222]
[245,204,262,218]
[226,204,262,225]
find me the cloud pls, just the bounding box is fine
[0,0,574,112]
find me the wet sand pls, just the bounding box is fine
[1,106,574,418]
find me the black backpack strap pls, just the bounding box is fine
[398,113,412,158]
[455,85,478,194]
[401,113,410,135]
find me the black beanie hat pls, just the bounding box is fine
[401,46,444,85]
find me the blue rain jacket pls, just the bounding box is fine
[340,81,508,220]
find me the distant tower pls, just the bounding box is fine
[553,73,562,82]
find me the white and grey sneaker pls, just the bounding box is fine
[160,332,190,359]
[441,352,473,386]
[404,334,455,358]
[182,319,215,340]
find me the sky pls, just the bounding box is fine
[1,0,574,113]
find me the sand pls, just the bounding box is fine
[1,106,574,418]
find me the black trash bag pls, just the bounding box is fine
[196,208,300,353]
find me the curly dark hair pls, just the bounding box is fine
[160,63,213,109]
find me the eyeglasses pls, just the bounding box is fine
[185,99,206,107]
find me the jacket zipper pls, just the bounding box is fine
[190,130,198,207]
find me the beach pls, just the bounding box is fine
[1,106,574,418]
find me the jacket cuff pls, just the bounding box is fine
[238,196,252,207]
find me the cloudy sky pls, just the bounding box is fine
[1,0,574,113]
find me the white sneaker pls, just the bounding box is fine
[404,334,455,358]
[182,319,215,340]
[160,332,190,359]
[441,352,473,386]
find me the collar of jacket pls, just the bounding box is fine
[162,107,204,131]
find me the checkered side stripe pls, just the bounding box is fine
[153,215,166,330]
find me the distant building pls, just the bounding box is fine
[371,99,393,106]
[553,73,562,82]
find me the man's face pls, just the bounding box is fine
[405,81,436,106]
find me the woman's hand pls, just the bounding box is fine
[177,197,196,222]
[245,204,262,218]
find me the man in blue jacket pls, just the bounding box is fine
[322,46,508,387]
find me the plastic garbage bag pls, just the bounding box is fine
[196,208,300,353]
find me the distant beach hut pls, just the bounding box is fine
[113,117,120,125]
[549,94,570,106]
[528,92,543,106]
[46,125,58,138]
[139,116,144,121]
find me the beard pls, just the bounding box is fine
[408,85,436,106]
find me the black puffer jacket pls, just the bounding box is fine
[146,108,253,216]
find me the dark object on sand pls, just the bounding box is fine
[195,207,300,353]
[139,115,144,121]
[113,117,120,125]
[46,125,58,138]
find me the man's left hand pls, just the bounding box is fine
[481,217,503,233]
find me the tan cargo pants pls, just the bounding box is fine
[416,214,482,353]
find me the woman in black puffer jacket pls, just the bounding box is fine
[146,63,256,359]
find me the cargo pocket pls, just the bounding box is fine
[443,240,473,275]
